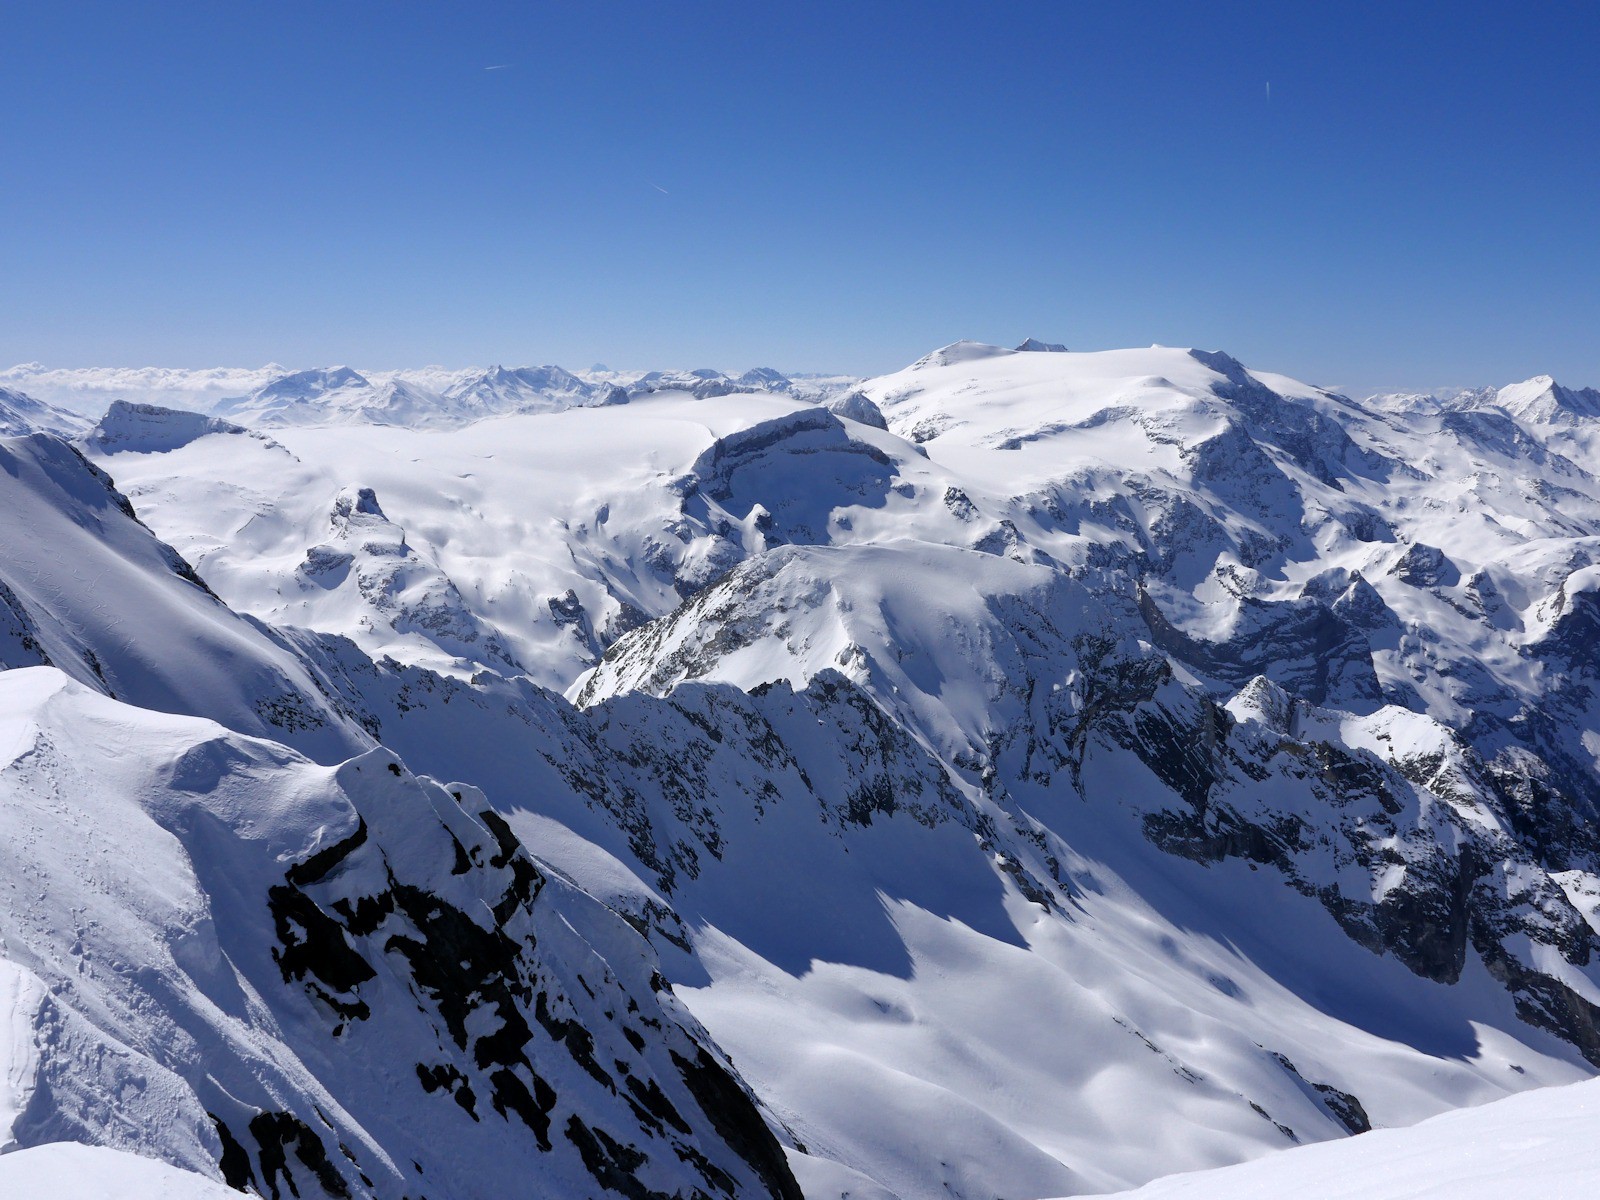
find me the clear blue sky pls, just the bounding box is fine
[3,1,1597,393]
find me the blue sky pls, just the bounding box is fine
[2,1,1597,392]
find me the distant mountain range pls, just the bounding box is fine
[0,361,862,422]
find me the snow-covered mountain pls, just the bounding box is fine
[0,385,89,436]
[212,366,631,428]
[2,361,857,421]
[85,399,284,454]
[0,364,290,414]
[4,340,1600,1198]
[442,364,627,413]
[0,430,364,761]
[1491,375,1600,427]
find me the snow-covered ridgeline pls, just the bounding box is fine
[2,361,861,422]
[1085,1075,1600,1200]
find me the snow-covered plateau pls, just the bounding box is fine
[3,341,1600,1198]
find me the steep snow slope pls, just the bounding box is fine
[0,433,365,761]
[250,609,1592,1197]
[0,667,802,1199]
[568,541,1600,1179]
[1088,1075,1600,1200]
[0,385,89,436]
[249,616,1595,1198]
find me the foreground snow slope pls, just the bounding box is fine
[0,432,366,761]
[0,1143,239,1200]
[1089,1076,1600,1200]
[0,667,802,1199]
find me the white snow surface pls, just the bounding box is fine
[0,432,365,761]
[1086,1075,1600,1200]
[0,386,89,437]
[0,1142,239,1199]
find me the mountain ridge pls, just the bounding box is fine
[3,339,1600,1197]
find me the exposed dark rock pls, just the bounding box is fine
[1390,542,1460,588]
[247,1110,352,1200]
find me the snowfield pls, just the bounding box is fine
[1087,1076,1600,1200]
[2,341,1600,1198]
[0,1143,240,1199]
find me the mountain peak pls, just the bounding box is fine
[246,366,372,405]
[911,340,1015,369]
[737,366,792,388]
[1497,374,1600,425]
[1187,347,1250,381]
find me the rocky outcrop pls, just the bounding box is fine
[86,400,284,454]
[0,672,804,1200]
[299,485,526,673]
